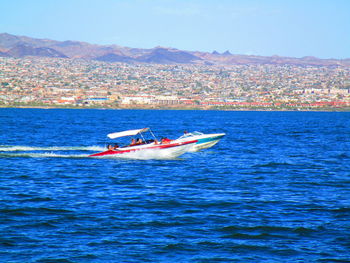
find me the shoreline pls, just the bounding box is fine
[1,104,350,112]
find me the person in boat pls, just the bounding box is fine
[161,137,172,144]
[136,138,143,145]
[107,143,119,150]
[107,144,114,150]
[130,138,136,146]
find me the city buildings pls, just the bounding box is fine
[0,57,349,110]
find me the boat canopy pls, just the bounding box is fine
[107,128,150,139]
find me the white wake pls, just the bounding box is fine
[0,145,105,152]
[0,145,104,159]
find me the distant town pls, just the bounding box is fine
[0,56,349,110]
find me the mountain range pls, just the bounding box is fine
[0,33,349,66]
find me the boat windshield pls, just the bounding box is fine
[178,131,203,139]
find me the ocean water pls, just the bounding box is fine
[0,108,349,262]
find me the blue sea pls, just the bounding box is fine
[0,108,349,262]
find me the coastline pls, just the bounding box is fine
[1,104,350,112]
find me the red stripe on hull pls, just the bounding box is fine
[89,140,197,157]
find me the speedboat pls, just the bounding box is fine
[89,128,197,159]
[174,131,225,152]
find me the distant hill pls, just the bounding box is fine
[136,47,201,64]
[0,33,58,49]
[0,32,349,66]
[0,50,9,57]
[7,43,67,58]
[94,53,137,63]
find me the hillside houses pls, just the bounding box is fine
[0,57,349,109]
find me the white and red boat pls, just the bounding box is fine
[89,128,197,159]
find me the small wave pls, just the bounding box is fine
[219,225,315,235]
[0,236,40,247]
[0,207,73,216]
[0,238,16,247]
[334,152,350,159]
[253,161,293,168]
[333,207,350,213]
[318,258,350,263]
[162,243,196,252]
[20,197,54,202]
[224,232,277,240]
[12,221,57,230]
[36,257,75,263]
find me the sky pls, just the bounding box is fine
[1,0,349,59]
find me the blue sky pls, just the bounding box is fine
[1,0,349,58]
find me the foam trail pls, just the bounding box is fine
[0,152,89,158]
[0,144,103,159]
[0,145,105,152]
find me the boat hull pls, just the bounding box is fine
[89,140,197,159]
